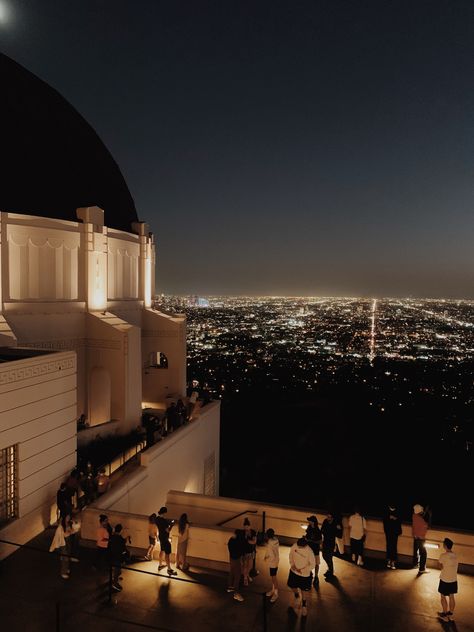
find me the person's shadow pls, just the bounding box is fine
[157,581,170,610]
[286,605,298,630]
[324,575,354,611]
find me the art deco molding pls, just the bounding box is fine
[0,356,76,385]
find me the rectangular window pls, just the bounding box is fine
[0,445,18,526]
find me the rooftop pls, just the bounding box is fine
[1,529,473,632]
[0,346,55,363]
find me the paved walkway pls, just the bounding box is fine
[0,529,473,631]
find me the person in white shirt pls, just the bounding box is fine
[264,528,280,603]
[438,538,458,623]
[287,538,316,617]
[348,508,367,566]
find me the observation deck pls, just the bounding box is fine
[0,523,473,632]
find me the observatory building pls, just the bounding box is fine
[0,54,219,552]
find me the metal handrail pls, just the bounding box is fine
[216,509,258,527]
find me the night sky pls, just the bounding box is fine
[1,1,473,297]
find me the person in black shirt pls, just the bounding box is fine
[227,529,245,602]
[305,515,322,587]
[383,504,402,569]
[109,524,128,591]
[242,518,257,586]
[321,512,343,578]
[155,506,177,576]
[56,483,72,519]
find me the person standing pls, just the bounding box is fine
[412,504,429,573]
[109,524,129,591]
[383,504,402,569]
[242,518,257,586]
[94,514,112,570]
[145,514,158,561]
[349,507,367,566]
[56,482,72,520]
[49,514,73,579]
[177,513,190,570]
[438,538,458,623]
[187,388,199,421]
[333,509,345,556]
[264,528,280,603]
[287,538,315,617]
[305,515,322,587]
[321,512,343,578]
[156,506,177,575]
[227,529,245,602]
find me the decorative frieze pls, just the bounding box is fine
[0,356,76,385]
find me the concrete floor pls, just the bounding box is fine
[0,529,473,632]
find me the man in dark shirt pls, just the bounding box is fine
[227,529,245,602]
[321,512,343,578]
[56,483,72,519]
[109,524,128,591]
[155,506,177,576]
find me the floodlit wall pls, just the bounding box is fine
[92,401,220,515]
[142,309,187,403]
[0,210,156,438]
[0,350,77,559]
[86,312,142,433]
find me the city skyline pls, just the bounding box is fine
[1,0,473,297]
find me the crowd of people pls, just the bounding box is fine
[49,501,460,623]
[56,465,111,517]
[226,504,459,622]
[142,391,200,447]
[85,507,191,592]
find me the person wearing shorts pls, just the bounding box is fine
[287,537,315,617]
[438,538,458,622]
[264,528,280,602]
[155,506,177,576]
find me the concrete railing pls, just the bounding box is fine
[79,492,474,575]
[166,491,474,573]
[79,505,235,571]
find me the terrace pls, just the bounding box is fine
[0,524,473,632]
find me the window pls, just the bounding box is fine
[0,445,18,526]
[148,351,168,369]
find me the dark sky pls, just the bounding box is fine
[1,1,473,297]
